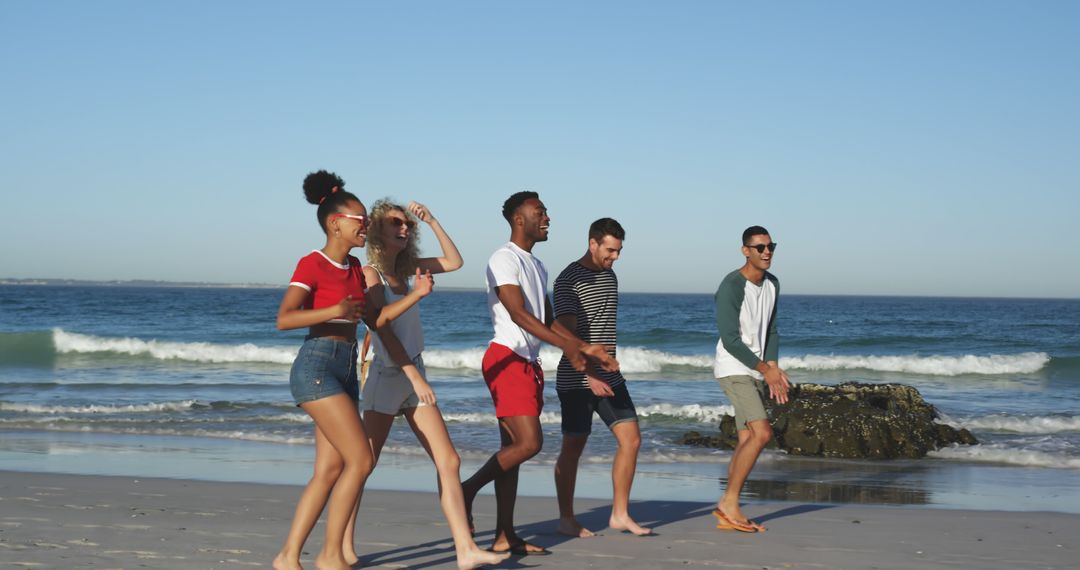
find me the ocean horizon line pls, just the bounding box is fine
[2,277,1078,301]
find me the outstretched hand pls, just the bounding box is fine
[414,267,435,297]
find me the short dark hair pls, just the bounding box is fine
[742,225,770,245]
[302,170,361,232]
[502,191,539,223]
[589,218,625,242]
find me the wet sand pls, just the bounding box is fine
[1,470,1075,569]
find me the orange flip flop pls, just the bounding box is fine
[712,508,758,533]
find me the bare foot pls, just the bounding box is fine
[272,552,303,570]
[341,545,359,568]
[556,517,596,538]
[489,536,550,555]
[457,546,511,569]
[314,553,353,570]
[609,514,652,536]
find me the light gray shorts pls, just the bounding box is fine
[362,354,429,416]
[717,374,768,429]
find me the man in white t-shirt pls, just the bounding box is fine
[461,191,618,556]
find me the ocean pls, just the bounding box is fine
[2,285,1078,513]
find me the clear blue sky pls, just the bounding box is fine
[2,1,1077,297]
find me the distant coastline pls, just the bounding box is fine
[0,278,280,289]
[0,277,482,293]
[1,278,1076,300]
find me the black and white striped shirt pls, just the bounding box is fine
[553,262,626,391]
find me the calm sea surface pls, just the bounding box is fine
[2,285,1078,512]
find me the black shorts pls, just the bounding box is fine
[557,383,638,436]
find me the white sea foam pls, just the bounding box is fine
[0,415,312,427]
[387,348,1053,376]
[441,403,730,426]
[930,443,1080,469]
[942,413,1080,434]
[52,329,297,364]
[0,400,203,414]
[48,329,1050,377]
[12,423,314,445]
[423,345,712,373]
[421,347,488,370]
[438,411,555,424]
[779,352,1050,376]
[636,403,734,423]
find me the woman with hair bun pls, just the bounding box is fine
[341,199,509,569]
[273,171,432,570]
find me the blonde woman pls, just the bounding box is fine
[344,200,508,570]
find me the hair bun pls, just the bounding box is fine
[302,170,346,205]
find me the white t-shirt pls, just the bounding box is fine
[713,274,778,380]
[486,242,548,361]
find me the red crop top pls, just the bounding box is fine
[288,250,368,323]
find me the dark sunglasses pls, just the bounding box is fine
[387,217,417,229]
[746,242,777,253]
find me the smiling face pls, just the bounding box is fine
[742,233,775,272]
[379,207,415,252]
[329,199,368,248]
[588,235,623,270]
[517,198,550,242]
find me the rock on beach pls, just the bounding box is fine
[679,382,978,459]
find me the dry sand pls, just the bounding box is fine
[1,470,1075,569]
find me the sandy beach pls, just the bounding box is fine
[1,470,1075,569]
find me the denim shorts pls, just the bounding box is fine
[289,337,360,406]
[557,383,637,436]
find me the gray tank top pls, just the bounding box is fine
[368,267,425,362]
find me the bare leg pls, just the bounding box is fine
[554,434,594,537]
[274,424,345,570]
[274,394,374,570]
[461,415,546,553]
[341,410,395,566]
[718,419,772,530]
[607,421,650,535]
[404,406,510,569]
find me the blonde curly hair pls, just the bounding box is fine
[365,199,420,282]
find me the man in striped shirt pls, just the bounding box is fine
[553,218,651,537]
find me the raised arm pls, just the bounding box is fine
[409,201,463,274]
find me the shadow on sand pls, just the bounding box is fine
[360,499,835,568]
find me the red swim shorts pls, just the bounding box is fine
[482,342,544,418]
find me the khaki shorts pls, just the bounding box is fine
[362,354,429,415]
[717,374,768,429]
